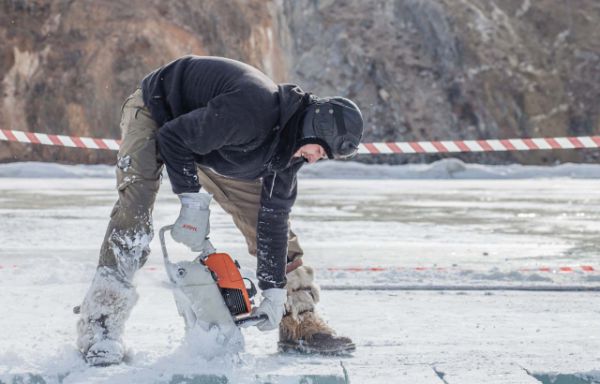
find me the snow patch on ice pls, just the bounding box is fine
[461,268,553,283]
[3,159,600,180]
[0,162,114,178]
[299,158,600,179]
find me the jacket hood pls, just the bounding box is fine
[269,84,313,171]
[277,84,309,129]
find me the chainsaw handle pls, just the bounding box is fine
[243,278,258,299]
[234,313,269,327]
[159,225,176,283]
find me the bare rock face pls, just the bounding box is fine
[1,0,599,165]
[0,0,287,163]
[282,0,600,164]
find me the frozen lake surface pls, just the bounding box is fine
[1,161,600,383]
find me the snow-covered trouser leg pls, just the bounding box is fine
[99,88,162,275]
[76,267,139,365]
[279,266,356,355]
[77,89,162,365]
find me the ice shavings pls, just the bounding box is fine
[180,323,244,360]
[116,155,131,172]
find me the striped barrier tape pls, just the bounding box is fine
[324,265,596,273]
[0,129,120,150]
[358,136,600,154]
[0,264,595,273]
[1,128,600,154]
[320,285,600,292]
[1,263,596,291]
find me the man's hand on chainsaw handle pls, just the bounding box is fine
[173,192,212,252]
[252,288,287,331]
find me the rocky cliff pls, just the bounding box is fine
[0,0,287,163]
[283,0,600,164]
[1,0,599,165]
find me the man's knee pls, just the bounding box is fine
[99,178,158,278]
[99,225,152,280]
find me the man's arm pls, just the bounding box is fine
[156,90,258,251]
[252,165,301,331]
[256,164,302,290]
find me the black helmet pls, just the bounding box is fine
[300,96,364,159]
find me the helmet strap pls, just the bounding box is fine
[332,103,347,136]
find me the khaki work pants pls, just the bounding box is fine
[99,89,303,274]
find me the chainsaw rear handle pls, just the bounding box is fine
[234,313,269,327]
[243,277,258,299]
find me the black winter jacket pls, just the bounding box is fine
[141,56,309,290]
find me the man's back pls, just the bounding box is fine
[141,56,279,127]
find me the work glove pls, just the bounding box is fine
[172,192,212,252]
[252,288,287,331]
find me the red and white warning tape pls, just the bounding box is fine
[0,264,596,273]
[358,136,600,154]
[325,265,596,273]
[0,129,120,150]
[140,265,591,273]
[1,128,600,154]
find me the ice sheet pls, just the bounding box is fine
[1,162,600,383]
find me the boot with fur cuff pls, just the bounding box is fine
[278,266,355,355]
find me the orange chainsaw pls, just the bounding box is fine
[159,225,267,350]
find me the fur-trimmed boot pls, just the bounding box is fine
[278,266,355,355]
[76,266,138,366]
